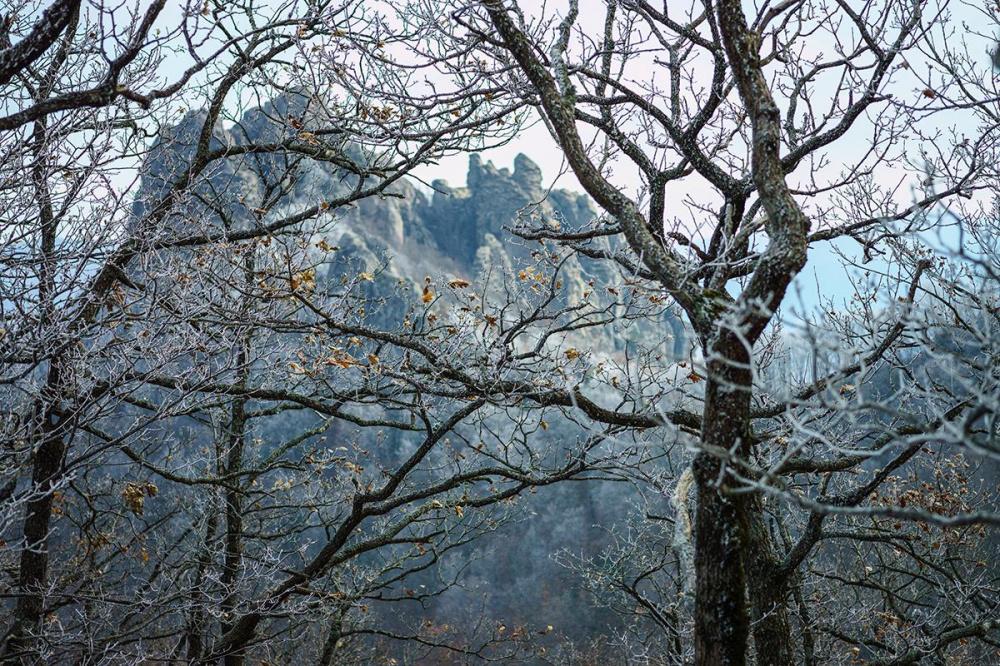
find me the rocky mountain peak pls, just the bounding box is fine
[420,153,589,266]
[135,95,607,310]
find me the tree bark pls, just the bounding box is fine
[743,496,795,666]
[692,347,752,666]
[219,256,253,666]
[5,116,67,661]
[220,393,247,666]
[7,363,67,659]
[693,339,796,666]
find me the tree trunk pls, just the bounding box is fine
[7,365,67,659]
[693,462,749,666]
[220,393,246,666]
[319,613,344,666]
[743,495,795,666]
[692,341,796,665]
[692,348,753,666]
[220,254,253,666]
[5,116,66,661]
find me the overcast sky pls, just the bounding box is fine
[145,0,991,322]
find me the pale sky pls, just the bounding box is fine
[111,0,998,319]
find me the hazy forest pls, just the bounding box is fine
[0,0,998,664]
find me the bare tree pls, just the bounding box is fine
[405,0,1000,663]
[0,0,547,661]
[1,1,647,662]
[3,0,999,663]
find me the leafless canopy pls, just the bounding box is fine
[1,0,998,664]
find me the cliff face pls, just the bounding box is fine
[419,153,593,267]
[334,152,596,282]
[136,92,597,289]
[135,93,689,363]
[135,93,688,363]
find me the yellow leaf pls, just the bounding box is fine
[358,272,375,282]
[687,371,704,383]
[290,268,316,292]
[539,420,548,431]
[325,350,356,369]
[448,278,471,289]
[122,483,147,516]
[564,348,580,361]
[454,505,464,518]
[422,287,434,303]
